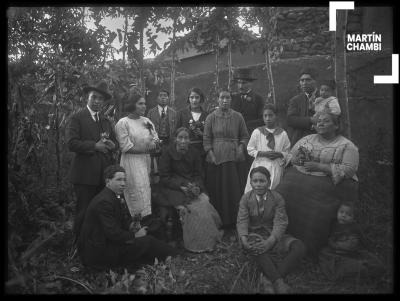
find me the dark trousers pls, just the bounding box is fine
[73,184,103,239]
[254,240,306,282]
[119,235,181,266]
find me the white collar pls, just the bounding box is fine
[158,105,168,115]
[87,105,98,121]
[255,192,268,202]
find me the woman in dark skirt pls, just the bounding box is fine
[275,111,359,257]
[203,90,250,228]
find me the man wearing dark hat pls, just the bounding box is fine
[231,68,265,183]
[286,68,318,145]
[66,80,118,241]
[231,68,265,134]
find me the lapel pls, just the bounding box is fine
[83,107,101,141]
[150,107,161,126]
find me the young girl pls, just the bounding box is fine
[245,104,290,192]
[313,79,341,117]
[237,166,306,294]
[319,202,385,281]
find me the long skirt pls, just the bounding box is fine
[275,166,359,256]
[206,161,247,226]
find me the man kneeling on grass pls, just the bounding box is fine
[236,166,306,294]
[77,165,180,269]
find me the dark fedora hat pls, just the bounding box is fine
[233,68,257,81]
[82,80,112,100]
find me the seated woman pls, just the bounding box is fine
[237,166,306,294]
[157,127,223,252]
[275,111,359,257]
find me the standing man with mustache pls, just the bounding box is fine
[286,68,319,145]
[231,68,265,183]
[66,80,118,243]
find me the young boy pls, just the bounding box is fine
[237,166,306,294]
[319,202,385,280]
[313,79,341,117]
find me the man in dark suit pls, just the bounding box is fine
[78,165,180,269]
[231,68,265,187]
[286,68,319,145]
[146,89,177,147]
[66,80,118,240]
[231,68,265,135]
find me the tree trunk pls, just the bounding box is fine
[122,11,128,63]
[335,10,351,138]
[170,18,177,108]
[215,32,220,93]
[227,8,233,91]
[139,18,145,97]
[262,9,276,105]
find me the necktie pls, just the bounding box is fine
[266,132,275,150]
[161,108,166,119]
[118,195,133,228]
[94,113,99,122]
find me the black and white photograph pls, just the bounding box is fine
[7,3,396,294]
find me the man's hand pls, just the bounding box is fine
[134,226,148,238]
[104,139,116,150]
[95,139,108,153]
[250,236,276,255]
[146,140,157,151]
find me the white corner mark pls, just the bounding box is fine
[374,54,399,84]
[329,1,355,31]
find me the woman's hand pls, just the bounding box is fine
[146,140,157,152]
[206,150,217,165]
[259,151,283,160]
[134,226,148,238]
[303,161,322,172]
[236,144,246,162]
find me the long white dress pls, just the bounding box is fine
[115,116,158,217]
[245,127,291,192]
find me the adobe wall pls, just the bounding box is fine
[159,52,393,166]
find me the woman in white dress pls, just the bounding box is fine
[115,94,159,218]
[245,103,291,192]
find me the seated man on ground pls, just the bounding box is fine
[77,165,180,269]
[236,166,306,294]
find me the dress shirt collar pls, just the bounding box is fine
[255,192,268,203]
[158,105,168,115]
[87,105,99,121]
[241,89,252,96]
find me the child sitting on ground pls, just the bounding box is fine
[319,201,385,281]
[237,166,306,294]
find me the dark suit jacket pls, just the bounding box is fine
[146,105,177,138]
[175,105,208,144]
[286,93,315,145]
[231,90,265,134]
[66,107,117,186]
[77,187,135,267]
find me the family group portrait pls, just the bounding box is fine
[7,5,394,294]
